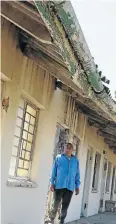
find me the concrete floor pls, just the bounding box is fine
[67,212,116,224]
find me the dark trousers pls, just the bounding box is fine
[49,188,73,222]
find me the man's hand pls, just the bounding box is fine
[50,184,54,192]
[75,188,79,195]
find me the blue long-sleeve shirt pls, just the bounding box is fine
[50,154,80,192]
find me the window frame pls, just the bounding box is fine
[105,161,112,193]
[114,168,116,194]
[9,97,39,180]
[92,152,101,192]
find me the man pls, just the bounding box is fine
[47,143,80,224]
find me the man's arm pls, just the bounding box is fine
[50,157,58,191]
[75,160,80,195]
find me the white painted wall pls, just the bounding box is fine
[1,18,116,224]
[1,88,65,224]
[87,153,103,216]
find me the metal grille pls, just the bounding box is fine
[9,97,38,179]
[64,96,78,134]
[72,135,80,157]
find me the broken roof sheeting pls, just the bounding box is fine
[34,0,103,93]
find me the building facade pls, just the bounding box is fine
[1,1,116,224]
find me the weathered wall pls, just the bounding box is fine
[1,18,65,224]
[1,17,55,109]
[1,18,116,224]
[84,125,116,217]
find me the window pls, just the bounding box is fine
[72,135,80,157]
[92,152,101,191]
[9,98,38,179]
[106,162,112,192]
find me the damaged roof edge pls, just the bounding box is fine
[55,1,104,93]
[34,0,104,94]
[34,0,116,118]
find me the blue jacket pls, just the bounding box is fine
[50,154,80,192]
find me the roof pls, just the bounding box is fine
[34,0,116,118]
[1,0,116,153]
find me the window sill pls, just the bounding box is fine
[6,177,38,188]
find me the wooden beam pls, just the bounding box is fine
[101,126,116,136]
[11,1,44,25]
[109,146,116,153]
[20,44,85,98]
[104,138,116,146]
[88,119,101,128]
[98,130,116,141]
[19,31,65,68]
[1,1,52,44]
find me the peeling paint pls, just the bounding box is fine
[34,0,116,117]
[54,1,104,93]
[34,0,77,75]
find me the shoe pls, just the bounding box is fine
[58,219,64,224]
[45,217,54,224]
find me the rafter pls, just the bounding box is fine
[1,1,52,43]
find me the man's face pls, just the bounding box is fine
[65,144,73,156]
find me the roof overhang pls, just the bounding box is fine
[1,1,116,152]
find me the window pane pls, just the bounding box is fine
[12,146,18,156]
[9,156,16,176]
[17,168,28,177]
[15,127,21,137]
[27,105,36,116]
[28,133,33,142]
[20,150,25,159]
[17,108,23,118]
[23,131,28,140]
[24,122,29,131]
[22,140,26,150]
[29,125,34,134]
[19,98,25,109]
[13,137,19,147]
[18,159,24,168]
[26,142,31,151]
[25,151,30,161]
[16,117,22,127]
[24,161,29,169]
[30,116,35,125]
[25,113,30,122]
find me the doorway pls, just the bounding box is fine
[44,123,80,222]
[99,159,107,212]
[81,148,93,217]
[44,123,69,222]
[110,167,115,201]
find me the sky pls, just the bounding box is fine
[70,0,116,99]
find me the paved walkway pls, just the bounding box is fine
[67,212,116,224]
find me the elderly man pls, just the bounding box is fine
[47,143,80,224]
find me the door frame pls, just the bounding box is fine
[110,166,115,201]
[81,147,93,217]
[99,158,108,212]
